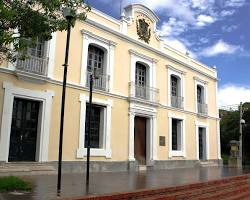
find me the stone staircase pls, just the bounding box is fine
[0,162,56,176]
[70,174,250,200]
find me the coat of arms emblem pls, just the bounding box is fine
[136,18,151,44]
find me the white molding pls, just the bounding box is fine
[128,112,135,161]
[129,49,157,88]
[77,94,112,158]
[47,32,57,78]
[167,66,185,109]
[0,82,54,162]
[128,103,157,163]
[0,68,220,120]
[168,112,186,158]
[85,18,218,81]
[217,119,221,159]
[195,121,209,160]
[80,30,116,92]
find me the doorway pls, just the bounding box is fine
[134,116,147,165]
[198,127,207,160]
[8,98,40,162]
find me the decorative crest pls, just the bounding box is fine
[136,18,151,43]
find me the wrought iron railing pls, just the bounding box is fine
[171,95,184,109]
[129,82,159,103]
[86,71,110,91]
[16,55,49,76]
[198,103,208,115]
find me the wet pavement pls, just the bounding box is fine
[0,166,250,200]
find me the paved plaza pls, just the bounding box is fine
[0,167,249,200]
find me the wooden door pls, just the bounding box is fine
[8,98,40,162]
[134,116,146,165]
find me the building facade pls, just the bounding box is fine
[0,4,221,172]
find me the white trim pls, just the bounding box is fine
[85,18,218,81]
[77,94,112,158]
[129,49,157,88]
[128,112,135,161]
[128,103,157,163]
[80,30,116,92]
[168,112,186,158]
[195,121,209,160]
[47,32,57,78]
[217,119,221,159]
[0,82,54,162]
[167,66,186,109]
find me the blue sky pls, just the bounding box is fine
[87,0,250,106]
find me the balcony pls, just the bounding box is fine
[198,103,208,115]
[129,82,159,103]
[171,95,184,109]
[16,55,49,76]
[86,71,110,91]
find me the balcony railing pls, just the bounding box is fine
[171,95,184,109]
[129,82,159,103]
[86,71,110,91]
[16,55,49,76]
[198,103,208,115]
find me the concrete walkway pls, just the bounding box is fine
[0,167,250,200]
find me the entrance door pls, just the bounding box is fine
[198,127,206,160]
[8,98,40,162]
[134,116,146,165]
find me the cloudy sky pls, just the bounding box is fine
[87,0,250,107]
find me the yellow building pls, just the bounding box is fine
[0,4,221,172]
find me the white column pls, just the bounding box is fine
[47,32,57,79]
[128,112,135,161]
[152,116,157,160]
[105,102,112,158]
[109,45,115,93]
[217,119,221,159]
[80,34,89,86]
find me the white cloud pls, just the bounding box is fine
[163,38,197,58]
[196,14,215,27]
[224,0,246,7]
[200,40,241,57]
[222,25,238,32]
[220,10,235,17]
[218,84,250,107]
[159,18,187,37]
[125,0,196,22]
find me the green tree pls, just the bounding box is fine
[0,0,90,63]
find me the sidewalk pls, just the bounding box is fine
[0,166,249,200]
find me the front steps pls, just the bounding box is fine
[0,162,56,176]
[74,174,250,200]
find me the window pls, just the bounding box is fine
[197,85,203,104]
[87,45,104,73]
[172,118,182,151]
[27,38,46,58]
[171,76,178,97]
[135,62,147,98]
[84,103,104,149]
[135,62,147,87]
[197,84,207,114]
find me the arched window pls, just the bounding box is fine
[135,62,147,87]
[87,45,104,73]
[171,75,178,97]
[197,85,204,104]
[170,75,183,108]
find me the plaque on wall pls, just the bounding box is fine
[136,14,151,44]
[159,136,166,146]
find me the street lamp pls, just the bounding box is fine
[86,68,101,192]
[57,7,74,195]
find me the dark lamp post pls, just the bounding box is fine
[57,7,74,195]
[86,68,100,192]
